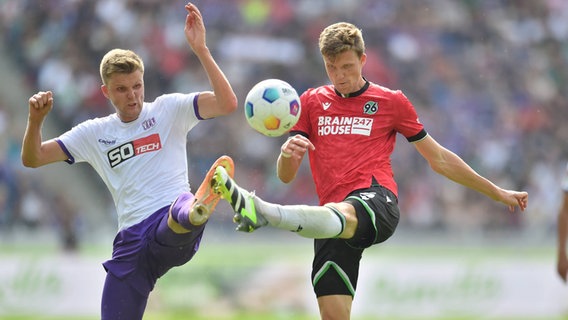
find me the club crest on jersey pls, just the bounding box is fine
[363,101,378,115]
[107,133,162,168]
[142,117,156,130]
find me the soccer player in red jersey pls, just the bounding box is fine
[214,22,528,320]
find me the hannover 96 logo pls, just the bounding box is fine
[107,133,161,168]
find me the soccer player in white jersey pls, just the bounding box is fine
[213,22,529,320]
[21,3,237,319]
[557,163,568,282]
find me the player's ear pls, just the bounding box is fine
[101,85,109,99]
[360,53,367,66]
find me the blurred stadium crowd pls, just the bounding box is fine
[0,0,566,248]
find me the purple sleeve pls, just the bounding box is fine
[55,139,75,164]
[193,93,205,120]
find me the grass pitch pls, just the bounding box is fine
[0,235,564,320]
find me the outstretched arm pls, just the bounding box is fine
[184,2,237,119]
[22,91,68,168]
[413,135,528,211]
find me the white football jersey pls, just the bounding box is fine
[58,93,200,230]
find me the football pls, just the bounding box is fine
[244,79,301,137]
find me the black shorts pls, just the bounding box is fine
[311,183,400,297]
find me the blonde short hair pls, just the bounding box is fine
[99,49,144,85]
[318,22,365,59]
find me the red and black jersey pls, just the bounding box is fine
[292,80,426,205]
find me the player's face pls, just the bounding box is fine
[323,50,366,96]
[101,70,145,123]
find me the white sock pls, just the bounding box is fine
[254,197,345,239]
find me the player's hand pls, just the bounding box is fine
[499,189,528,212]
[184,2,207,53]
[28,91,54,119]
[280,134,315,160]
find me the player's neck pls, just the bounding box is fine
[336,78,369,98]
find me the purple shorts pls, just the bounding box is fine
[102,195,203,296]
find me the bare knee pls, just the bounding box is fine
[326,202,357,239]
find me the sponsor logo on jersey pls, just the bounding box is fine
[98,138,117,146]
[322,102,332,110]
[317,116,373,136]
[107,133,162,168]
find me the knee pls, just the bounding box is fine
[328,202,357,239]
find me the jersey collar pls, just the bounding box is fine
[334,78,369,98]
